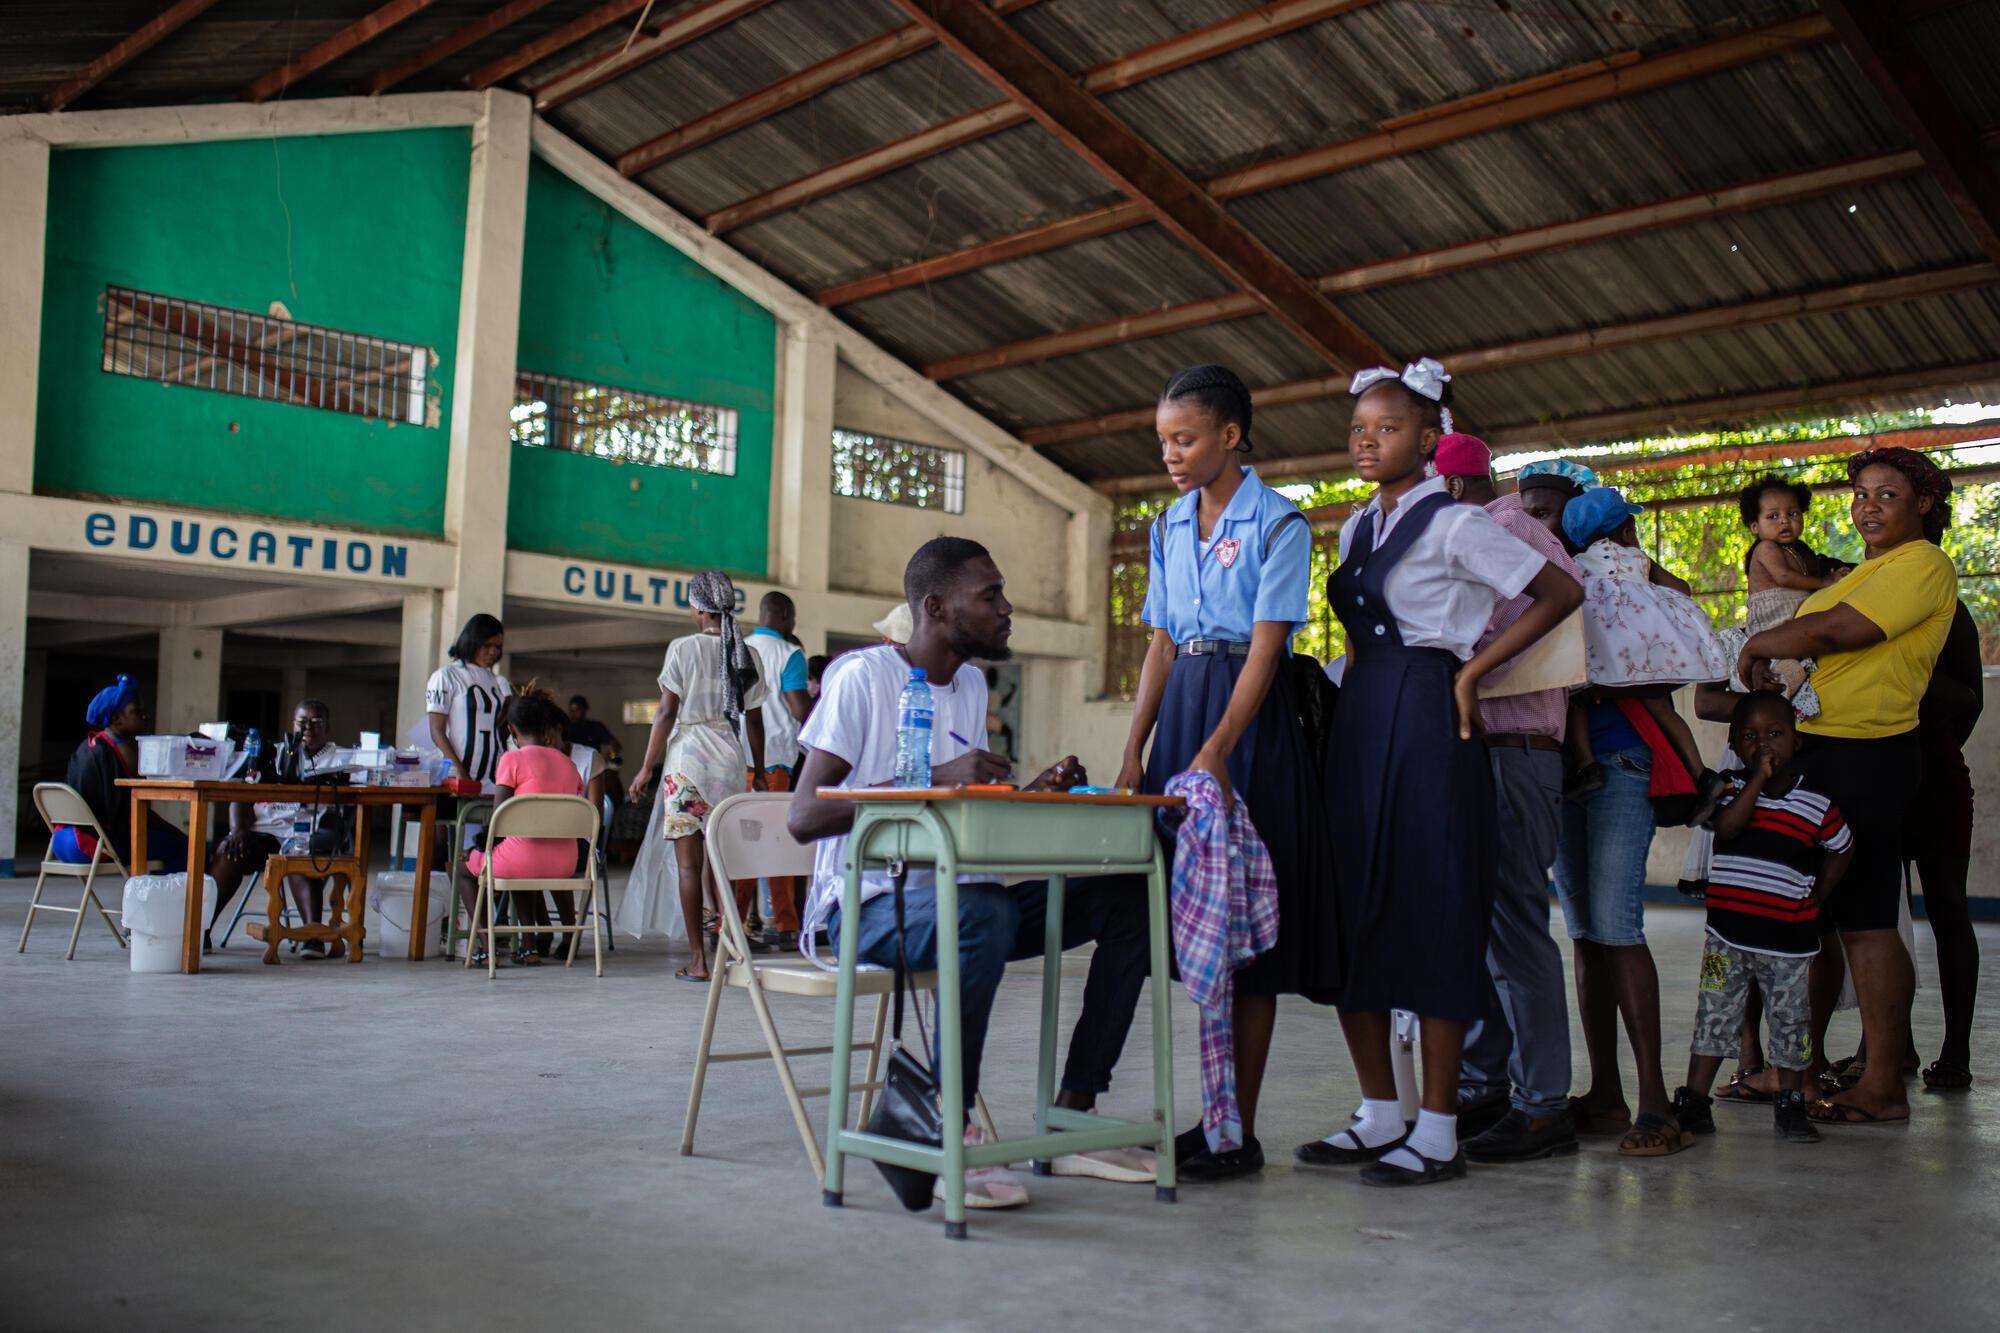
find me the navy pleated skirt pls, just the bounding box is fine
[1325,644,1494,1020]
[1144,651,1342,1001]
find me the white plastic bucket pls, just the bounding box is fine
[122,874,217,973]
[368,871,446,958]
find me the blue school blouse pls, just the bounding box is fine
[1141,466,1311,644]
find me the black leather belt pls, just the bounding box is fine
[1176,639,1251,658]
[1484,732,1562,753]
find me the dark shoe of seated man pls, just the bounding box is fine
[1463,1107,1580,1163]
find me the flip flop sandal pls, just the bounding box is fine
[674,967,709,983]
[1921,1061,1973,1091]
[1617,1112,1692,1157]
[1569,1096,1633,1137]
[1806,1098,1909,1126]
[1715,1069,1775,1104]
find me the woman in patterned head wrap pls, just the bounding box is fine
[619,571,770,980]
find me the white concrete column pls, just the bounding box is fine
[441,89,531,641]
[397,590,442,746]
[1066,504,1113,696]
[0,128,50,496]
[156,625,223,735]
[774,322,836,594]
[0,540,28,874]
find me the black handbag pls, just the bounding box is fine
[862,865,945,1211]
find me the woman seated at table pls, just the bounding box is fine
[51,675,187,875]
[455,693,584,966]
[211,699,351,957]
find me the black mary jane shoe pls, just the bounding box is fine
[1179,1137,1264,1182]
[1359,1149,1468,1188]
[1295,1129,1407,1167]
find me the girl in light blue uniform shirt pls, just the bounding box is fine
[1115,364,1343,1184]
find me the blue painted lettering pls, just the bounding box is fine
[346,541,371,573]
[621,573,643,604]
[381,545,407,578]
[169,519,199,555]
[287,535,313,568]
[248,531,277,564]
[210,526,237,560]
[129,515,157,550]
[320,538,337,571]
[563,565,585,595]
[593,570,615,600]
[85,513,115,547]
[672,579,690,610]
[649,576,669,605]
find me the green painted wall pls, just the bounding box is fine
[36,130,470,536]
[508,157,774,575]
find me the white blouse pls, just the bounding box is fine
[1336,476,1546,661]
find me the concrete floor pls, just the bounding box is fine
[3,870,1996,1332]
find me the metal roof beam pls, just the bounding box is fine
[818,14,1831,307]
[464,0,651,90]
[364,0,562,95]
[242,0,441,104]
[926,152,1925,381]
[1821,0,2000,265]
[885,0,1387,372]
[44,0,224,112]
[529,0,776,111]
[706,0,1376,233]
[1025,262,1997,448]
[1093,360,2000,493]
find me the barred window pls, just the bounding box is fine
[831,428,966,514]
[512,371,737,476]
[101,286,431,425]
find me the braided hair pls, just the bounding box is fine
[688,569,758,724]
[1160,363,1253,452]
[1850,447,1952,543]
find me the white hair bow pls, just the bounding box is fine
[1349,357,1454,432]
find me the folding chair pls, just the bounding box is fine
[20,783,138,960]
[441,798,493,961]
[464,795,604,979]
[682,792,994,1181]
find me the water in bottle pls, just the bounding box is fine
[892,667,933,787]
[281,818,312,858]
[243,727,263,782]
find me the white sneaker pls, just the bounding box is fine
[1048,1145,1158,1183]
[934,1126,1030,1210]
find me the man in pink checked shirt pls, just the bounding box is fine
[1438,438,1587,1166]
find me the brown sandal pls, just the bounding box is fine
[1569,1096,1633,1137]
[1617,1112,1692,1157]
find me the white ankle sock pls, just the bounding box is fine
[1330,1098,1404,1149]
[1381,1109,1456,1172]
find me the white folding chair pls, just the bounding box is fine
[464,794,604,978]
[682,792,995,1181]
[20,783,141,960]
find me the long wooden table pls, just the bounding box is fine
[117,778,451,974]
[817,787,1182,1238]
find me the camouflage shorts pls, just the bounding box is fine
[1691,931,1814,1069]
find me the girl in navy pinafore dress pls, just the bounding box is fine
[1307,360,1582,1188]
[1115,365,1342,1184]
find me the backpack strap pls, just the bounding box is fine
[1262,508,1310,559]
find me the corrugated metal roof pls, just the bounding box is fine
[6,0,1998,486]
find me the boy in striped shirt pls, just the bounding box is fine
[1674,692,1853,1143]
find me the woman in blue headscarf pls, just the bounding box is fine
[51,675,186,874]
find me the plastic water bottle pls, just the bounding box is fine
[892,667,933,787]
[281,817,312,858]
[243,728,263,782]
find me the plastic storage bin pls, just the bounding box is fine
[122,874,217,972]
[135,735,237,779]
[367,871,446,957]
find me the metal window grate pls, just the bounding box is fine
[512,371,738,476]
[100,285,430,425]
[830,428,965,514]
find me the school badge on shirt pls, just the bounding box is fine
[1213,536,1241,568]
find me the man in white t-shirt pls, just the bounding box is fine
[789,537,1155,1207]
[736,592,814,943]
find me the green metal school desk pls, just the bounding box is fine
[818,787,1183,1239]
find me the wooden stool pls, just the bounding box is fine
[247,853,366,965]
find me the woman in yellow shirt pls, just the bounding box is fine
[1738,447,1957,1126]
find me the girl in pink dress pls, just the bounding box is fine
[457,694,584,966]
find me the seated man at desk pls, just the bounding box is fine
[788,537,1156,1209]
[212,699,352,956]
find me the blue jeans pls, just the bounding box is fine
[1554,746,1655,947]
[827,874,1149,1106]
